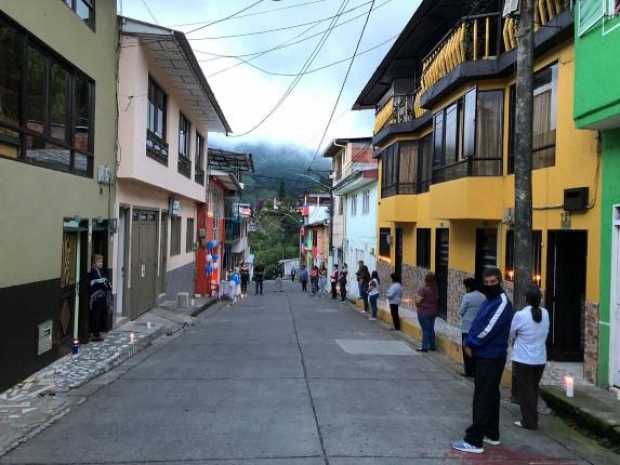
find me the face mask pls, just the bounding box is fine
[482,284,502,298]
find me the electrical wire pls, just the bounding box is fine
[172,0,327,27]
[186,0,265,35]
[307,0,376,170]
[188,0,377,40]
[193,0,393,62]
[140,0,160,25]
[229,0,351,138]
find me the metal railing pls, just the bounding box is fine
[432,157,502,185]
[178,155,191,178]
[374,91,427,135]
[502,0,570,52]
[195,167,205,185]
[381,179,431,198]
[146,130,169,165]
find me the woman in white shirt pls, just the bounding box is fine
[510,286,550,430]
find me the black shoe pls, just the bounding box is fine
[415,348,428,352]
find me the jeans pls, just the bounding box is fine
[464,357,506,447]
[340,281,347,301]
[418,314,436,350]
[311,278,319,294]
[390,304,400,330]
[301,280,308,292]
[513,361,545,429]
[369,294,379,318]
[255,280,263,295]
[241,277,249,294]
[359,283,369,312]
[331,282,338,299]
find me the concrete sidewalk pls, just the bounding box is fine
[0,296,217,456]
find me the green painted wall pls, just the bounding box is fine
[599,129,620,386]
[0,1,118,286]
[574,9,620,129]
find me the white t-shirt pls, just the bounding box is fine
[510,306,550,366]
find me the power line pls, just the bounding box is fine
[193,0,393,62]
[140,0,160,25]
[188,0,376,41]
[229,0,351,138]
[307,0,376,171]
[172,0,327,27]
[186,0,265,35]
[215,34,396,78]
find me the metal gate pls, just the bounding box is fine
[129,209,158,319]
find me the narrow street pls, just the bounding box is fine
[1,282,617,465]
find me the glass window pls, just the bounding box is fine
[462,88,477,158]
[416,228,431,268]
[195,132,205,169]
[171,216,182,256]
[186,218,195,253]
[418,134,433,193]
[444,103,459,164]
[476,90,503,175]
[26,46,46,134]
[147,77,166,139]
[0,22,21,126]
[63,0,95,30]
[532,64,557,169]
[179,112,190,158]
[379,228,391,257]
[74,75,92,153]
[50,64,69,142]
[398,141,417,194]
[433,112,444,168]
[25,134,71,171]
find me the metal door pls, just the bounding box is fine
[546,231,587,361]
[129,209,158,319]
[435,228,449,320]
[159,211,168,296]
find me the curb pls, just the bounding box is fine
[540,386,620,445]
[190,297,219,317]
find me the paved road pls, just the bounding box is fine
[2,281,618,464]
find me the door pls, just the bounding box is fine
[435,228,450,320]
[546,231,587,361]
[130,209,158,319]
[613,219,620,386]
[475,228,498,282]
[395,227,404,277]
[116,209,128,317]
[159,211,168,296]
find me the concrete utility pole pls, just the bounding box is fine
[513,0,534,309]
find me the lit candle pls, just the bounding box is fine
[129,332,135,344]
[508,270,514,280]
[564,375,574,397]
[534,274,542,283]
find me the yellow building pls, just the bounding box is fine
[353,0,602,383]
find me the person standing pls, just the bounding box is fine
[356,260,371,313]
[88,254,110,342]
[386,273,402,331]
[415,272,439,352]
[452,267,514,454]
[254,263,265,295]
[240,262,250,297]
[290,265,297,282]
[368,271,381,321]
[339,263,348,301]
[230,268,241,304]
[300,265,309,292]
[511,286,549,430]
[310,265,319,294]
[330,264,339,299]
[318,264,328,296]
[459,278,486,376]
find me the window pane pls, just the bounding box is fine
[463,89,476,158]
[445,104,459,164]
[532,64,557,169]
[0,126,20,159]
[433,113,444,168]
[26,46,46,133]
[50,64,69,142]
[0,23,21,126]
[475,90,503,175]
[76,0,93,25]
[25,134,71,170]
[73,151,91,176]
[398,141,417,193]
[74,76,92,153]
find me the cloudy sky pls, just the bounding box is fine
[119,0,420,156]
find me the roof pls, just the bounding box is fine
[322,137,373,158]
[120,16,231,133]
[352,0,473,110]
[208,148,255,174]
[209,169,243,192]
[333,169,378,195]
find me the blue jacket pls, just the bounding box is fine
[465,292,514,359]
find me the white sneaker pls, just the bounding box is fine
[483,437,501,446]
[514,421,523,428]
[369,317,377,321]
[452,440,483,454]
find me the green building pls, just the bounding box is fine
[574,0,620,387]
[0,1,118,391]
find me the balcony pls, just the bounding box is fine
[178,155,191,178]
[432,157,502,185]
[374,91,427,135]
[502,0,570,52]
[195,166,205,185]
[146,130,168,165]
[430,174,504,220]
[379,193,420,223]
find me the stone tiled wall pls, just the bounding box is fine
[376,259,392,296]
[447,268,472,327]
[583,301,599,383]
[401,264,428,306]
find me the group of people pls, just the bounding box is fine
[224,261,266,303]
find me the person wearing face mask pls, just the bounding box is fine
[452,267,514,455]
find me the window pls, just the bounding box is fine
[613,0,620,15]
[505,230,542,282]
[178,113,191,178]
[509,64,558,173]
[0,16,95,175]
[362,190,370,214]
[381,143,398,197]
[338,196,343,215]
[444,103,460,164]
[195,132,205,184]
[418,134,433,193]
[398,141,418,194]
[62,0,95,30]
[146,77,168,165]
[379,228,391,257]
[351,194,357,216]
[476,90,503,175]
[577,0,605,35]
[171,216,181,256]
[186,218,195,253]
[416,228,431,268]
[462,89,477,158]
[433,111,445,169]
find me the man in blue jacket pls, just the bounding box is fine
[452,267,514,454]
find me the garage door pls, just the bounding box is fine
[130,209,158,319]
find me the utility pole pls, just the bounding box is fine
[513,0,534,309]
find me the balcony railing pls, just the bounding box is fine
[178,155,191,178]
[502,0,570,52]
[382,179,431,198]
[374,91,427,135]
[146,130,169,165]
[432,157,502,185]
[421,13,502,96]
[195,166,205,185]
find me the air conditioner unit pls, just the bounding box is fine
[502,208,515,225]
